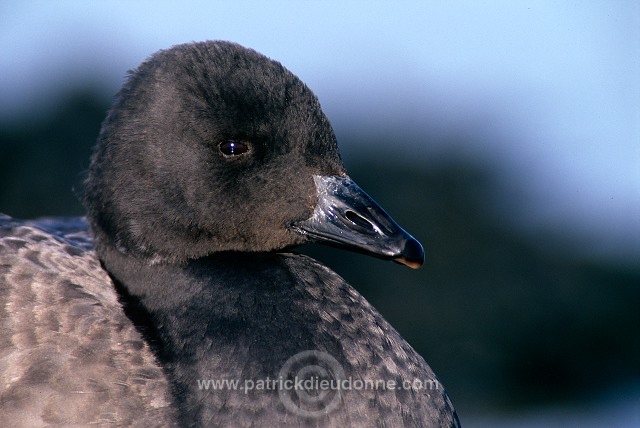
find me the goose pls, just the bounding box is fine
[0,41,460,427]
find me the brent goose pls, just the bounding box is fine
[0,41,460,426]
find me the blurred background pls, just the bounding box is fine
[1,1,638,426]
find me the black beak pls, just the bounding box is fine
[292,175,424,269]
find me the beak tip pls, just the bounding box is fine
[394,237,425,269]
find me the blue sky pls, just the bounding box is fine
[1,1,638,261]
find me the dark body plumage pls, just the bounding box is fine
[0,41,459,426]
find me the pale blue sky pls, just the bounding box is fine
[1,1,638,261]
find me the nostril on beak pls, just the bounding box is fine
[344,210,375,231]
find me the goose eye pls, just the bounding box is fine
[219,141,249,157]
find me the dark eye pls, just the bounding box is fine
[219,141,249,157]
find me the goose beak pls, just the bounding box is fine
[292,175,424,269]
